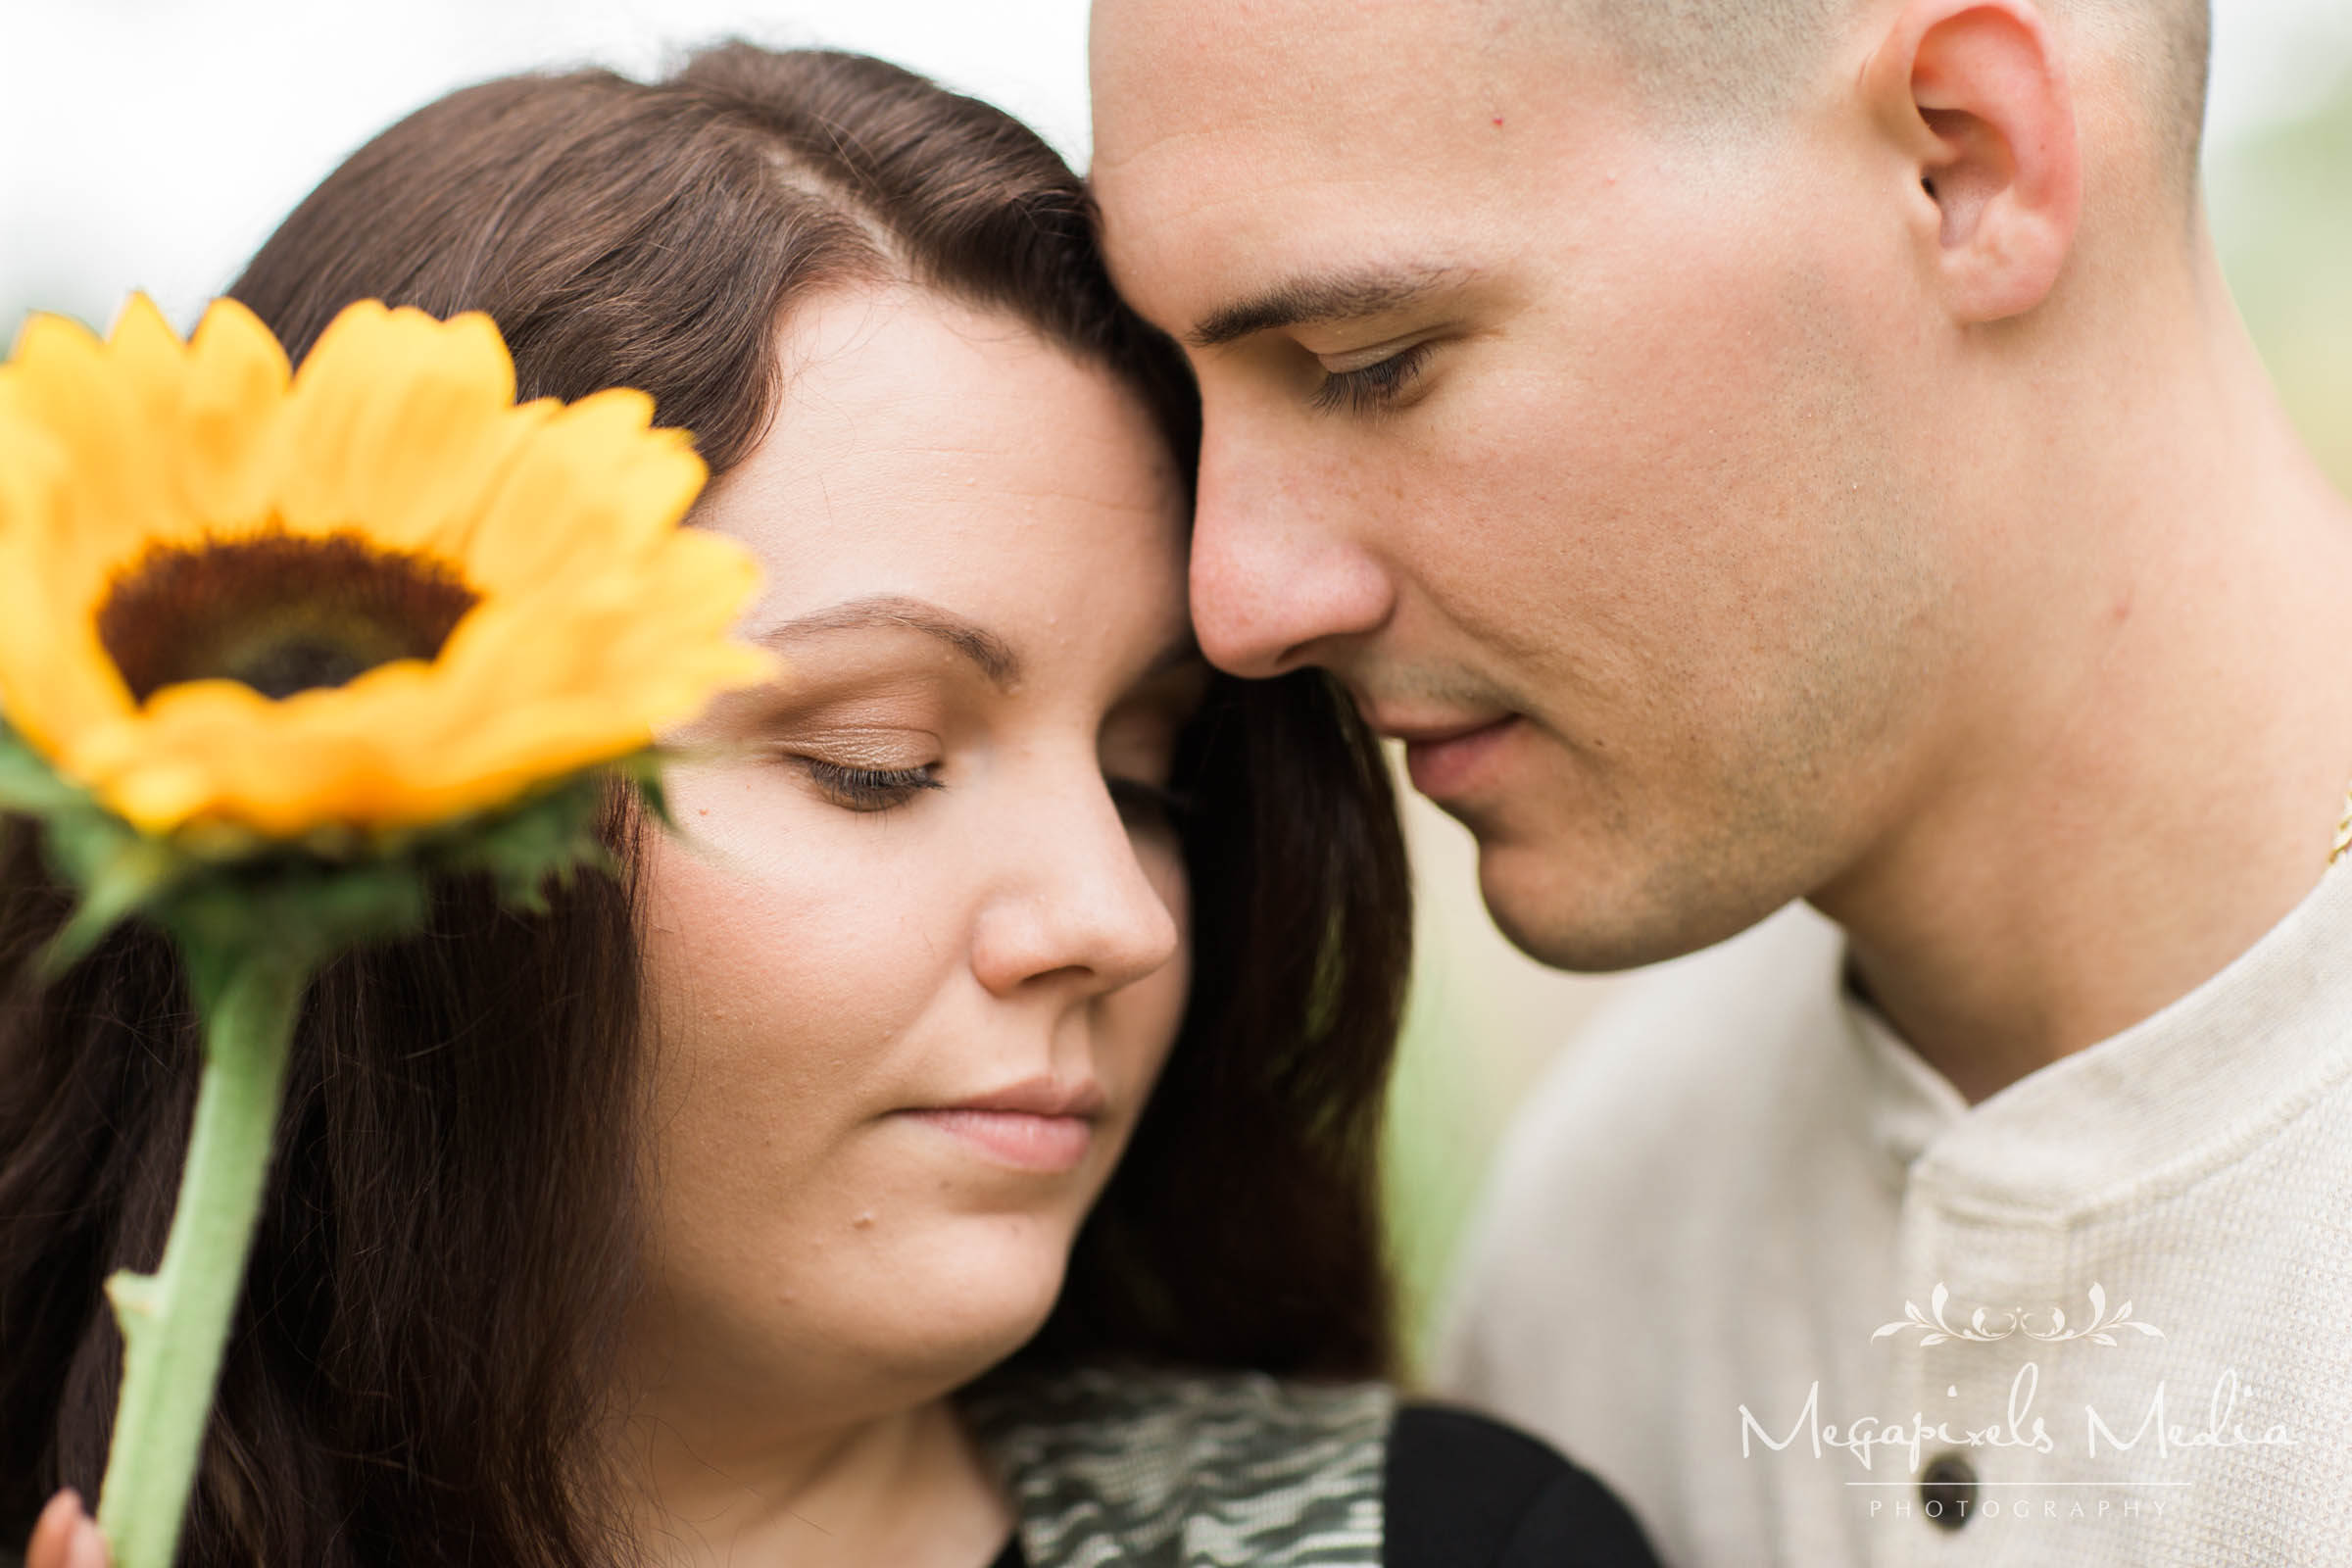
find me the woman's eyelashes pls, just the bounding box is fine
[1310,340,1435,416]
[795,757,944,812]
[789,749,1189,831]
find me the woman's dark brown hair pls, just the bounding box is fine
[0,44,1412,1567]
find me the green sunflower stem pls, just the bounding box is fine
[95,950,312,1568]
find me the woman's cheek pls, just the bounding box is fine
[633,785,955,1246]
[648,763,946,1032]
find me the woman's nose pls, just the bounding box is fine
[967,778,1183,999]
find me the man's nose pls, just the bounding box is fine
[1188,421,1394,678]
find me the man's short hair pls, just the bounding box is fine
[1567,0,2211,192]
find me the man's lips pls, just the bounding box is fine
[1393,714,1522,801]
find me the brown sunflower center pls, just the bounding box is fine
[96,533,480,704]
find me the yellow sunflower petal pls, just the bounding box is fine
[0,373,68,535]
[409,540,769,811]
[84,676,416,836]
[98,759,219,836]
[458,389,709,596]
[103,295,191,424]
[274,303,544,557]
[2,312,194,563]
[177,298,293,530]
[433,698,662,805]
[262,662,635,832]
[0,573,135,767]
[4,292,774,840]
[0,403,138,760]
[430,527,769,717]
[564,534,775,706]
[436,639,776,788]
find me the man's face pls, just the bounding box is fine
[1092,0,1965,969]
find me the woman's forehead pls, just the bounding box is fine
[695,286,1190,680]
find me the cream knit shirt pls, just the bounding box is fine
[1436,861,2352,1567]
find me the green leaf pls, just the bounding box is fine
[42,831,184,975]
[5,729,639,975]
[0,727,89,815]
[635,769,674,834]
[158,855,432,983]
[610,750,676,832]
[424,773,612,910]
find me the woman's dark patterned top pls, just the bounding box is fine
[964,1366,1660,1568]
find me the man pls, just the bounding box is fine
[1088,0,2352,1562]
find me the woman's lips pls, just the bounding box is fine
[1402,714,1521,801]
[899,1107,1096,1172]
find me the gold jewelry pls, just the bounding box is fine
[2333,782,2352,866]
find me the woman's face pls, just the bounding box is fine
[628,285,1199,1427]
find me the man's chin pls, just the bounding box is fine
[1472,832,1783,974]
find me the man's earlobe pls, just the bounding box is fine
[1866,0,2081,323]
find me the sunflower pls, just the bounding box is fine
[0,294,774,841]
[0,294,780,1568]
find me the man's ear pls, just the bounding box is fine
[1863,0,2082,322]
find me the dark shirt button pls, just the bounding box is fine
[1920,1452,1978,1532]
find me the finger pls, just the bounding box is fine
[26,1490,84,1568]
[67,1513,111,1568]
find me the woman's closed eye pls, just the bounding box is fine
[795,757,944,812]
[790,756,1188,829]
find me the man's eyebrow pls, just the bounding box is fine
[1187,266,1465,349]
[756,594,1020,688]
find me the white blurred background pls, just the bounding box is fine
[3,0,2345,334]
[5,0,2348,1360]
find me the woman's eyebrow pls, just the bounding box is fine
[756,595,1021,688]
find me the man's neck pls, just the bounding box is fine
[1817,244,2352,1105]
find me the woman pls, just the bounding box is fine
[3,45,1657,1568]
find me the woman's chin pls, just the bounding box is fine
[867,1235,1072,1379]
[748,1221,1077,1401]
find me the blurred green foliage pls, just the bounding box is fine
[2216,71,2352,492]
[1381,956,1501,1373]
